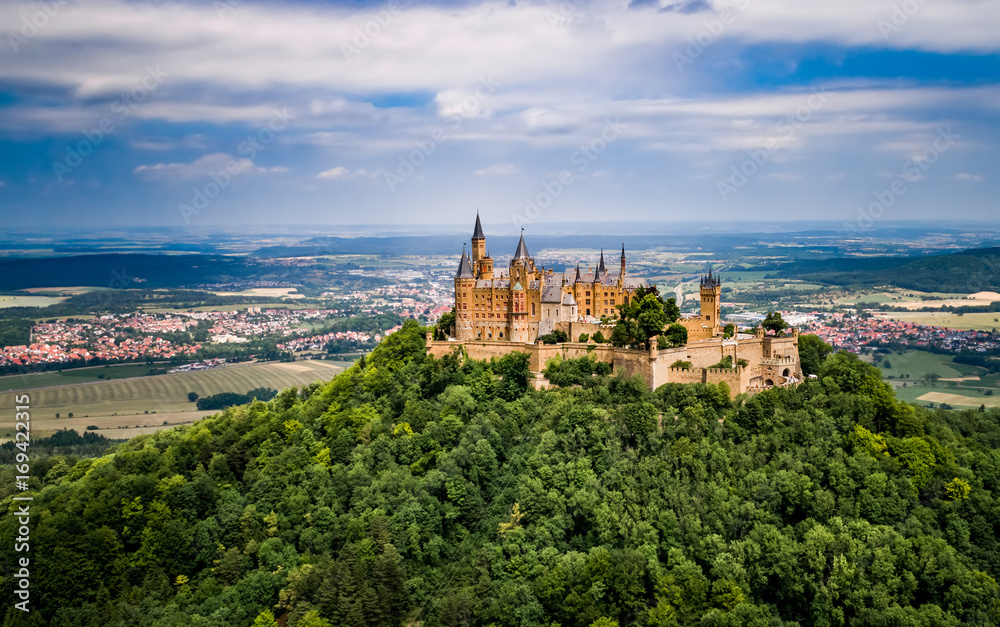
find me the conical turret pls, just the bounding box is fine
[513,229,530,260]
[455,246,474,279]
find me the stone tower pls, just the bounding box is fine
[471,213,486,274]
[454,246,476,340]
[700,269,722,332]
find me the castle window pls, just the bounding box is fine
[586,308,590,316]
[531,303,535,315]
[586,299,590,305]
[585,291,590,296]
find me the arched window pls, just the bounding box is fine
[531,303,535,316]
[586,308,590,316]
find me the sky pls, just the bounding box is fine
[0,0,998,235]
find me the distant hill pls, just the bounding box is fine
[4,321,999,624]
[762,246,1000,292]
[0,253,258,290]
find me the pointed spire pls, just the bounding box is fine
[513,228,530,259]
[455,245,474,279]
[574,263,581,283]
[598,249,606,274]
[472,212,485,239]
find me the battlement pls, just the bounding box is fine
[761,356,797,366]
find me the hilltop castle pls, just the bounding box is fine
[454,213,650,343]
[431,215,803,396]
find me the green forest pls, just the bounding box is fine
[2,322,1000,626]
[761,247,1000,293]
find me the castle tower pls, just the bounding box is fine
[479,251,494,280]
[620,244,626,278]
[510,229,532,287]
[454,246,476,340]
[598,249,606,275]
[700,269,722,332]
[471,213,486,275]
[510,280,529,343]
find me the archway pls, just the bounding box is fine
[782,368,790,377]
[765,378,774,386]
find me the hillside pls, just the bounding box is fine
[2,322,1000,625]
[763,247,1000,293]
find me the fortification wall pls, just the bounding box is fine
[427,327,801,396]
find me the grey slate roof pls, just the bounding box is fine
[455,249,474,278]
[473,213,485,239]
[513,233,530,259]
[541,284,563,303]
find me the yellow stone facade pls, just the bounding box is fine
[441,214,803,394]
[454,215,650,343]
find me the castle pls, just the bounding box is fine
[453,213,650,343]
[430,215,803,396]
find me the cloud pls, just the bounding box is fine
[473,163,520,176]
[317,166,368,180]
[765,173,803,182]
[134,153,282,180]
[129,135,209,151]
[956,172,984,182]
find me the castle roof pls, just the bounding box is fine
[542,283,563,303]
[512,281,524,291]
[598,249,606,274]
[562,293,577,306]
[472,213,485,239]
[701,269,721,288]
[513,232,530,259]
[455,248,474,279]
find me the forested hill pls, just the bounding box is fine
[762,246,1000,292]
[3,322,1000,626]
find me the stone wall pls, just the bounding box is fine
[425,328,801,397]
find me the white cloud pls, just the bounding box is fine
[134,153,281,179]
[473,163,520,176]
[765,173,803,182]
[317,166,368,180]
[956,172,985,182]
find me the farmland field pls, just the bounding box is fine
[873,311,1000,331]
[0,359,344,438]
[869,349,973,380]
[0,294,65,308]
[0,363,172,392]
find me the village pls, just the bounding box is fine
[799,311,1000,355]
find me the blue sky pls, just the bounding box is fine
[0,0,998,234]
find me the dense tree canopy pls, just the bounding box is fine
[3,320,1000,626]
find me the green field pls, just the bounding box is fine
[0,295,66,308]
[0,363,173,392]
[870,350,972,380]
[874,349,1000,408]
[0,359,345,438]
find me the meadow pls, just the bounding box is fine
[874,311,1000,332]
[0,359,344,439]
[872,349,1000,408]
[0,363,171,392]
